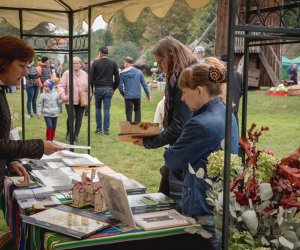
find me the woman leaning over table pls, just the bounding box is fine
[164,63,239,250]
[133,36,195,208]
[57,56,88,142]
[0,36,64,191]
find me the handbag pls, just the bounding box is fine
[79,91,89,107]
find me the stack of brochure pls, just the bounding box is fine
[14,186,55,200]
[58,150,104,167]
[127,192,176,214]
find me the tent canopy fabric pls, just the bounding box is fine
[282,56,293,66]
[292,56,300,64]
[0,0,210,31]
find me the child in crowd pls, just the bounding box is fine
[37,79,61,141]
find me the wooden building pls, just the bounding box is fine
[215,0,281,87]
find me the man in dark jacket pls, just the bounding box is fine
[118,56,151,124]
[91,47,120,135]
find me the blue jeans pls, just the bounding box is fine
[26,85,39,115]
[94,87,114,132]
[44,116,58,130]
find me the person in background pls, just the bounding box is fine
[82,60,89,73]
[36,55,51,93]
[164,63,239,250]
[118,56,151,124]
[57,56,88,142]
[0,35,63,191]
[287,63,298,85]
[220,54,243,127]
[193,45,206,63]
[153,95,165,132]
[55,60,63,78]
[37,79,61,141]
[25,60,41,118]
[91,46,120,135]
[133,36,195,208]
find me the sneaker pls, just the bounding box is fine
[66,133,70,141]
[95,130,102,134]
[104,131,109,135]
[74,136,80,143]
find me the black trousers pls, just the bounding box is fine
[125,98,141,123]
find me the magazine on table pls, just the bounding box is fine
[99,173,191,231]
[30,168,80,191]
[21,205,118,239]
[133,209,191,231]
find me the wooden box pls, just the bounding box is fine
[118,121,160,142]
[288,85,300,96]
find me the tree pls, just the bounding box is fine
[109,41,140,68]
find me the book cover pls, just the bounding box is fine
[100,173,188,231]
[133,209,191,231]
[99,173,137,228]
[127,192,176,214]
[21,205,116,239]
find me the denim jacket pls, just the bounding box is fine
[164,97,238,216]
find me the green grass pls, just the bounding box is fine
[1,87,300,236]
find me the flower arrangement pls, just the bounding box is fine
[206,123,300,250]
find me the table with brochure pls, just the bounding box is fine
[2,150,213,250]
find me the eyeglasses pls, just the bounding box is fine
[156,58,164,66]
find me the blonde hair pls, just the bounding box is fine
[73,56,82,65]
[178,63,226,96]
[203,56,227,103]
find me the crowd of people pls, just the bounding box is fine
[0,34,245,250]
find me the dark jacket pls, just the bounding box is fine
[164,97,239,216]
[91,56,120,91]
[40,64,51,83]
[0,86,44,191]
[143,84,192,148]
[118,67,150,99]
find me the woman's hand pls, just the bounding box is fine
[10,162,30,185]
[132,137,144,146]
[43,140,65,155]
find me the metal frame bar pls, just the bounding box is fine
[9,6,91,151]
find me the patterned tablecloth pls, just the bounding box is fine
[3,178,213,250]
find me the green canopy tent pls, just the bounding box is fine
[282,56,293,79]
